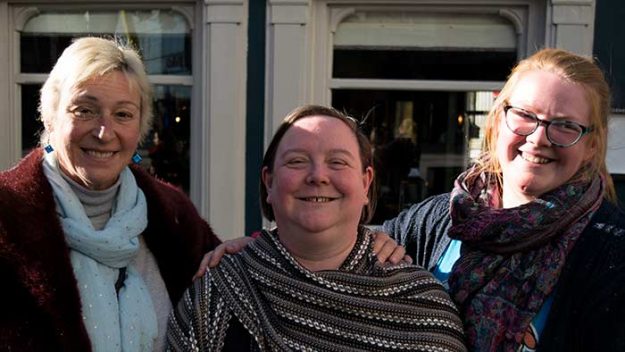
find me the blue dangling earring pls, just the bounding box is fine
[131,152,142,164]
[44,144,54,154]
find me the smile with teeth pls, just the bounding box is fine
[299,197,336,203]
[84,149,115,159]
[520,152,551,164]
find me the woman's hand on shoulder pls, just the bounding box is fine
[193,237,255,280]
[372,232,412,265]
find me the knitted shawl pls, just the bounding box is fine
[168,228,467,352]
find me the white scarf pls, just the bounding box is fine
[43,154,157,352]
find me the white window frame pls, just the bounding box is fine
[312,1,545,178]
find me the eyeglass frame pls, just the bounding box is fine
[502,104,593,147]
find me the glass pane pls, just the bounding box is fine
[333,49,516,80]
[21,10,191,74]
[332,89,494,223]
[20,84,191,193]
[22,84,44,155]
[139,85,191,193]
[613,174,625,209]
[334,12,517,51]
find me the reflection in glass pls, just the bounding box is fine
[20,10,191,74]
[332,90,494,223]
[140,85,191,193]
[21,84,44,155]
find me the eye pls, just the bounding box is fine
[71,106,98,119]
[512,108,536,121]
[285,157,308,168]
[553,120,583,134]
[328,158,349,169]
[115,110,136,121]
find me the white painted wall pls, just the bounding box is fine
[607,115,625,174]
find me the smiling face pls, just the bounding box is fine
[262,115,373,237]
[496,69,593,207]
[49,70,142,190]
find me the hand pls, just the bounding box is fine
[372,232,412,265]
[193,237,255,280]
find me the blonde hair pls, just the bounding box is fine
[471,48,615,202]
[39,36,153,144]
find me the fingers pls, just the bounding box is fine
[207,243,228,268]
[372,232,392,255]
[223,237,254,254]
[202,237,255,274]
[387,245,407,265]
[403,254,413,264]
[372,232,396,263]
[372,231,408,265]
[193,252,211,281]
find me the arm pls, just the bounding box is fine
[194,236,254,279]
[132,166,222,303]
[381,193,453,270]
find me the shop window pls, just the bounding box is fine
[330,10,516,222]
[333,89,497,222]
[19,9,192,192]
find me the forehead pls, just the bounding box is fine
[278,115,359,151]
[67,71,140,103]
[508,69,590,122]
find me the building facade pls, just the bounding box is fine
[0,0,622,239]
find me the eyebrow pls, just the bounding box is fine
[510,105,578,121]
[72,95,140,108]
[281,148,357,158]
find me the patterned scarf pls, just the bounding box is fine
[447,169,603,351]
[168,228,467,352]
[43,153,157,352]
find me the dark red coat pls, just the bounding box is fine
[0,149,221,351]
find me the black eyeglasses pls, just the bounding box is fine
[503,105,593,147]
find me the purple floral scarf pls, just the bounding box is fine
[447,170,603,351]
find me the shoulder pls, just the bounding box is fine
[588,200,625,236]
[0,150,55,236]
[564,199,625,279]
[130,165,211,234]
[382,193,451,233]
[578,200,625,255]
[130,165,189,205]
[0,149,46,197]
[403,193,451,220]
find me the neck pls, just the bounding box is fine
[277,227,359,272]
[501,186,535,209]
[61,171,121,230]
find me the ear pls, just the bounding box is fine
[361,166,374,204]
[43,119,54,134]
[261,166,274,204]
[582,138,596,163]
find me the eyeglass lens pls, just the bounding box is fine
[505,107,584,146]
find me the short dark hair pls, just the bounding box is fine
[260,105,377,224]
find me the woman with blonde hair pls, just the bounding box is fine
[0,37,220,351]
[381,48,625,351]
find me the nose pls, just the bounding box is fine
[306,163,330,185]
[525,123,552,146]
[92,116,115,142]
